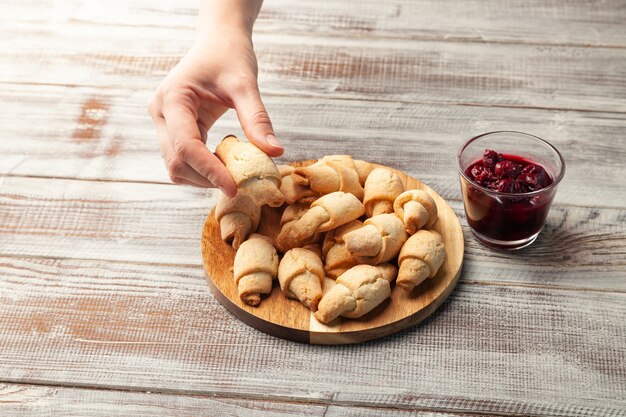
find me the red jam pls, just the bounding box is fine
[462,149,555,245]
[466,149,553,193]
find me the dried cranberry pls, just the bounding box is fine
[477,171,492,185]
[471,164,485,179]
[474,174,487,186]
[495,160,522,178]
[494,178,526,193]
[519,164,548,191]
[486,181,498,191]
[482,149,501,169]
[495,178,513,192]
[512,180,527,193]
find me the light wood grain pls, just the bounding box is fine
[0,383,478,417]
[0,176,623,291]
[7,0,626,48]
[1,84,625,208]
[202,163,464,344]
[0,176,212,265]
[258,0,626,48]
[0,256,624,416]
[0,383,326,417]
[1,20,626,113]
[1,0,625,415]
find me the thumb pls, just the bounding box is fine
[233,87,284,157]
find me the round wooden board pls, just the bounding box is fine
[201,162,464,345]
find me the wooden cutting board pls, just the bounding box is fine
[201,162,464,344]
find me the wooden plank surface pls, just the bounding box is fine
[7,0,626,47]
[1,0,625,415]
[0,383,476,417]
[0,256,624,416]
[1,17,625,113]
[1,84,625,208]
[257,0,626,48]
[0,176,212,265]
[0,176,624,291]
[0,383,326,417]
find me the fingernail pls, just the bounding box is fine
[219,185,237,198]
[266,134,283,149]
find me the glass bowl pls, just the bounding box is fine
[457,131,565,250]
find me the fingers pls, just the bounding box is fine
[174,134,237,196]
[168,174,215,188]
[159,98,237,197]
[154,105,237,193]
[197,102,228,143]
[154,116,215,188]
[166,155,218,188]
[233,86,284,157]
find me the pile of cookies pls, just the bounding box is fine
[214,135,445,324]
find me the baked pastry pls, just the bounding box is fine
[279,202,321,247]
[277,165,293,177]
[278,247,324,311]
[375,262,398,283]
[363,168,404,217]
[280,201,310,224]
[233,234,279,306]
[275,191,365,252]
[394,189,438,235]
[397,230,445,292]
[215,190,261,250]
[277,164,317,205]
[292,155,364,200]
[314,264,395,323]
[343,213,408,265]
[323,155,374,186]
[301,242,323,258]
[215,135,284,207]
[353,159,375,186]
[321,220,362,279]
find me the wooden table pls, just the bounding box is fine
[1,1,625,415]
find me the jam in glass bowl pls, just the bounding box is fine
[457,131,565,250]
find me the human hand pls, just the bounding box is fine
[148,30,283,196]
